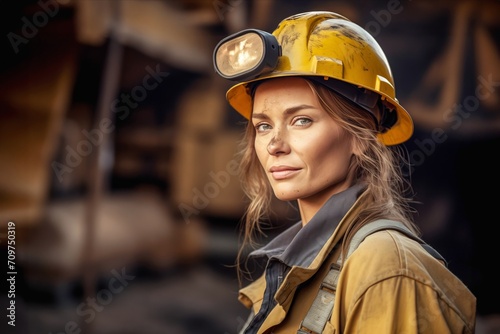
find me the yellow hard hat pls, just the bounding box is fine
[213,11,413,145]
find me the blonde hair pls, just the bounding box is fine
[235,78,418,284]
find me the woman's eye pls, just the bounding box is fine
[294,117,312,127]
[255,123,272,132]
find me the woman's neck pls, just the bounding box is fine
[297,183,353,226]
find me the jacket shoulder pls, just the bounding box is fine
[346,229,453,282]
[339,229,476,331]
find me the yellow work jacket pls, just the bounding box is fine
[238,185,476,333]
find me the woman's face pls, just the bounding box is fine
[252,77,356,204]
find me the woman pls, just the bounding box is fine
[213,11,476,333]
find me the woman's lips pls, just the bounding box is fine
[269,166,301,180]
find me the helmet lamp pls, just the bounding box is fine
[213,29,280,81]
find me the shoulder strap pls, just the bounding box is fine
[298,219,446,334]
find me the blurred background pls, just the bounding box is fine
[0,0,499,333]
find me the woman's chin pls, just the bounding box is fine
[273,190,301,202]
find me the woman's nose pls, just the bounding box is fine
[267,134,290,155]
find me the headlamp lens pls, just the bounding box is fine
[216,32,264,77]
[213,29,280,81]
